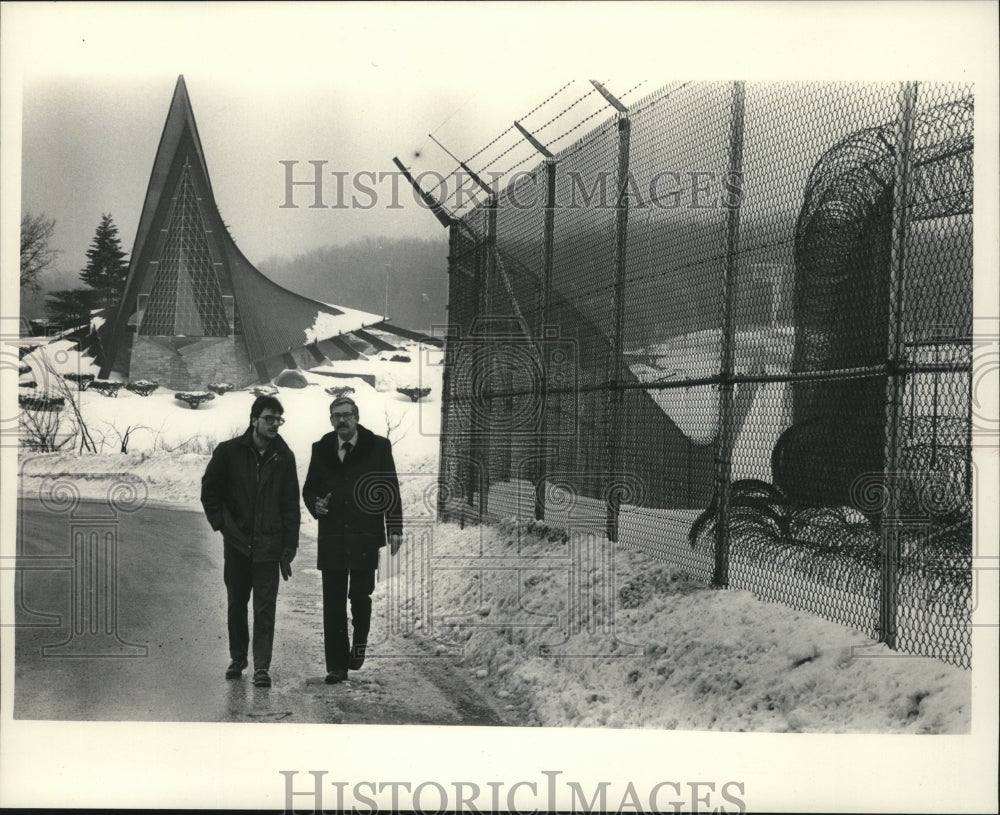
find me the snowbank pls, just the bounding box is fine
[403,522,969,733]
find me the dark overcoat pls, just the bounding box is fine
[200,429,301,562]
[302,424,403,571]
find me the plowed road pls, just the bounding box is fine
[13,497,516,726]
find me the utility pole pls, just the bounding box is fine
[384,264,391,319]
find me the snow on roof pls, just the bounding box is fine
[304,303,385,344]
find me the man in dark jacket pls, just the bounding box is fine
[303,396,402,684]
[201,395,300,688]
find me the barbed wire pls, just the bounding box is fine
[464,81,577,167]
[429,81,579,205]
[618,80,648,100]
[427,81,656,213]
[532,85,602,136]
[541,103,617,153]
[477,85,624,189]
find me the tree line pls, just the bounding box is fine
[257,235,448,333]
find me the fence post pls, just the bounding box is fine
[713,81,746,588]
[438,224,458,524]
[507,122,559,524]
[879,81,918,649]
[391,157,459,522]
[605,111,631,543]
[535,158,557,521]
[477,199,498,523]
[462,217,485,522]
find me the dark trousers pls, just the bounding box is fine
[321,569,376,671]
[223,546,280,671]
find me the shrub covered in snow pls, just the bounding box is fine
[397,386,431,402]
[18,393,65,411]
[90,380,125,398]
[126,380,159,397]
[274,369,309,389]
[325,385,356,398]
[175,391,215,409]
[62,372,95,390]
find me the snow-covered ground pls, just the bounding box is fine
[12,337,975,734]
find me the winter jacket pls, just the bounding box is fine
[302,424,402,571]
[201,428,301,563]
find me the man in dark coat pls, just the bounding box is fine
[201,395,300,688]
[303,396,402,684]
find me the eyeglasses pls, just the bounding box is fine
[258,415,285,426]
[331,412,356,421]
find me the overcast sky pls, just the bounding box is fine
[18,72,617,277]
[10,5,636,285]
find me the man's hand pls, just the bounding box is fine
[315,492,331,516]
[279,548,294,581]
[389,532,403,556]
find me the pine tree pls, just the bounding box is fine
[79,213,128,310]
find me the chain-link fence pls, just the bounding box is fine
[436,81,974,668]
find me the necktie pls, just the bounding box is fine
[341,441,353,461]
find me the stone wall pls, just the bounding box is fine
[130,335,254,389]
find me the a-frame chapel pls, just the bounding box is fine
[97,76,430,389]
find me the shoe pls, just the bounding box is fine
[253,669,272,688]
[225,659,248,679]
[324,669,347,684]
[348,642,367,671]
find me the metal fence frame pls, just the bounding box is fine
[436,81,974,668]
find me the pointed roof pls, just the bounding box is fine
[99,76,384,377]
[131,76,212,269]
